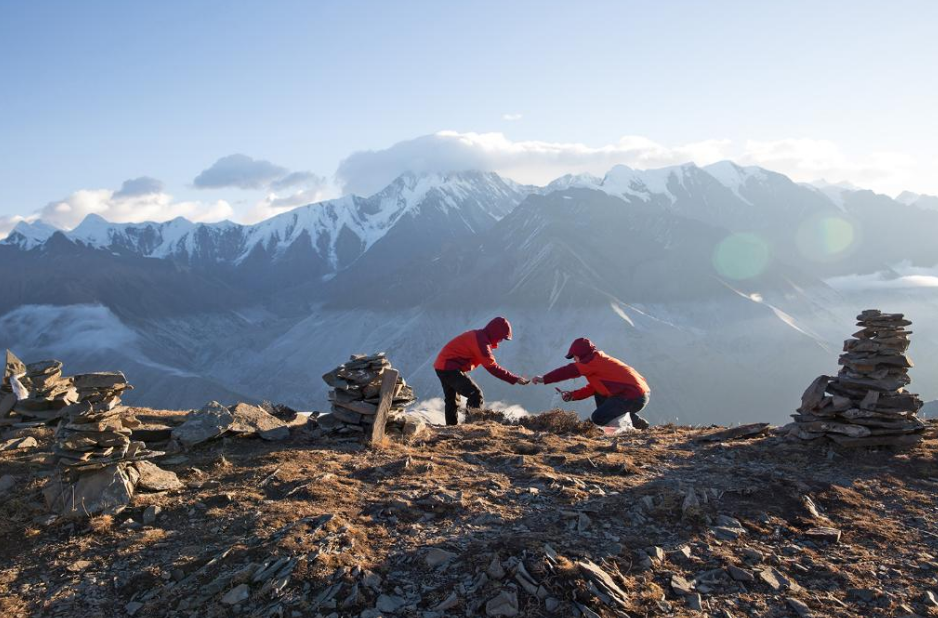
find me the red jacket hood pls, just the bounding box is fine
[483,317,512,347]
[565,337,597,361]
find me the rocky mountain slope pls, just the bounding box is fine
[4,164,938,424]
[1,410,937,618]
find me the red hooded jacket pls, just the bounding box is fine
[433,317,520,384]
[542,338,649,401]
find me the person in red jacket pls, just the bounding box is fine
[434,317,529,425]
[533,337,650,430]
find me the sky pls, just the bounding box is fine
[1,0,936,234]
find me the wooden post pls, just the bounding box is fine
[369,369,398,446]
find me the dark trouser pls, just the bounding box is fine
[436,369,484,426]
[592,393,650,427]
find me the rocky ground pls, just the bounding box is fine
[2,409,938,618]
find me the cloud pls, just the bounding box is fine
[825,262,938,292]
[270,171,324,191]
[0,185,234,238]
[502,113,523,121]
[336,131,920,197]
[113,176,164,198]
[243,171,331,224]
[738,138,917,195]
[405,397,532,426]
[0,213,40,239]
[336,131,733,195]
[244,185,332,224]
[193,154,289,190]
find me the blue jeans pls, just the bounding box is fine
[591,393,649,426]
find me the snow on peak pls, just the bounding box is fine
[896,191,921,205]
[895,191,938,212]
[4,219,59,249]
[543,173,603,192]
[600,164,692,202]
[804,178,862,208]
[703,161,767,204]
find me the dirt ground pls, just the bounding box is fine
[1,410,937,618]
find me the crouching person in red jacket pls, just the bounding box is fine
[533,337,650,430]
[433,317,529,426]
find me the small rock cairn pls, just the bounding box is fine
[321,353,420,441]
[2,350,78,423]
[790,309,925,447]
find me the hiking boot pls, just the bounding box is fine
[630,412,650,430]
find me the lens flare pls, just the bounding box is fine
[796,215,856,262]
[712,233,770,280]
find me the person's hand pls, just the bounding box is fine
[516,376,530,385]
[532,375,544,384]
[555,387,573,402]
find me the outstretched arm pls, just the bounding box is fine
[537,363,581,385]
[479,346,521,385]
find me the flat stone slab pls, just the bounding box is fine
[134,460,183,492]
[44,463,135,517]
[697,423,771,442]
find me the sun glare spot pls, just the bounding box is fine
[796,215,856,262]
[712,233,770,280]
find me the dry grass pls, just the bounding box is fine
[466,407,601,437]
[2,411,937,618]
[88,514,113,533]
[517,408,601,436]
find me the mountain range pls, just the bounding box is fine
[3,162,938,424]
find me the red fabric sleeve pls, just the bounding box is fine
[570,383,596,401]
[542,363,581,384]
[479,343,520,384]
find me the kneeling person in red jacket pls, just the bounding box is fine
[433,317,528,426]
[534,337,650,430]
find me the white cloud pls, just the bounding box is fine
[738,138,917,195]
[244,185,333,224]
[826,262,938,291]
[502,113,523,121]
[0,181,234,239]
[406,397,532,426]
[336,131,733,195]
[336,131,921,197]
[38,189,234,230]
[0,213,40,239]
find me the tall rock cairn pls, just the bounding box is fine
[45,372,162,516]
[321,353,417,439]
[790,310,925,447]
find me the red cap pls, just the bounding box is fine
[565,337,596,360]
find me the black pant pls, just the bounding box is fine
[436,369,483,426]
[592,393,649,426]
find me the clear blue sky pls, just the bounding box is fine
[1,0,936,227]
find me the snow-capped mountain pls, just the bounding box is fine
[2,219,58,249]
[5,163,938,423]
[896,190,938,211]
[2,170,530,280]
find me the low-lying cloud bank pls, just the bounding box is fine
[0,183,233,237]
[407,397,533,426]
[1,131,925,238]
[336,131,919,197]
[826,263,938,292]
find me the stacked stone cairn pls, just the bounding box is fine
[321,353,422,440]
[44,372,164,517]
[790,309,926,447]
[2,350,78,424]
